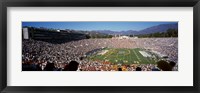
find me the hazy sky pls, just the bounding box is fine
[22,22,177,32]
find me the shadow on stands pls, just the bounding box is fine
[22,61,79,71]
[32,38,83,44]
[22,60,176,71]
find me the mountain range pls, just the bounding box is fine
[92,23,178,35]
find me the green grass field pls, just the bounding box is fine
[87,48,158,65]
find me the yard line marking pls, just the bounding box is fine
[133,49,141,62]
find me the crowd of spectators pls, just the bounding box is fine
[133,38,178,63]
[22,37,178,71]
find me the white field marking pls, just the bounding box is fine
[139,51,152,57]
[98,50,109,55]
[133,49,141,62]
[138,51,151,64]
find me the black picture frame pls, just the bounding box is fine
[0,0,199,93]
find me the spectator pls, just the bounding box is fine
[44,63,56,71]
[157,60,172,71]
[136,67,142,71]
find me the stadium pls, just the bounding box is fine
[22,22,178,71]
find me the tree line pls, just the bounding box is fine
[136,29,178,38]
[86,34,113,39]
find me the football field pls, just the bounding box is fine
[87,48,158,65]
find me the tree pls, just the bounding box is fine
[136,28,178,38]
[85,35,91,39]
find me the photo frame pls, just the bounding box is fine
[0,0,199,93]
